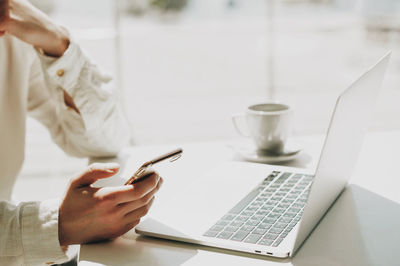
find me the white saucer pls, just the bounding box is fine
[230,142,303,164]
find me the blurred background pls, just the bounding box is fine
[19,0,400,190]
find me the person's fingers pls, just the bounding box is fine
[71,163,120,188]
[102,172,160,204]
[131,172,160,199]
[118,177,163,214]
[123,197,155,223]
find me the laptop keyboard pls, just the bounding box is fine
[203,171,313,247]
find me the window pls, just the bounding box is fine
[21,0,400,179]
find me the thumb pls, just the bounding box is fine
[71,163,120,188]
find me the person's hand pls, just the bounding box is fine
[0,0,69,57]
[58,163,163,245]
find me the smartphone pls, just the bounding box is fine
[124,148,183,185]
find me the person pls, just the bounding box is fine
[0,0,163,265]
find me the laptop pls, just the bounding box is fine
[135,52,391,258]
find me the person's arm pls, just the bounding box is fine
[0,199,78,265]
[28,43,131,157]
[1,0,131,157]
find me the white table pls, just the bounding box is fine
[79,131,400,266]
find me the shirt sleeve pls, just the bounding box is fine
[0,199,79,265]
[27,41,131,158]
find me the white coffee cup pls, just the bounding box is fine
[232,103,293,154]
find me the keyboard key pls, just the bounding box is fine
[289,221,298,228]
[244,234,262,244]
[210,225,224,232]
[269,228,283,234]
[293,203,305,208]
[278,203,290,209]
[283,185,294,190]
[279,217,292,223]
[253,228,268,235]
[250,215,264,221]
[261,192,272,197]
[224,226,239,232]
[271,196,282,201]
[204,230,219,237]
[281,199,295,204]
[277,172,292,182]
[280,232,288,237]
[274,223,288,229]
[284,227,293,233]
[260,206,273,212]
[257,222,272,230]
[304,174,314,180]
[245,220,260,226]
[266,177,274,182]
[252,201,263,207]
[217,231,233,239]
[300,194,308,199]
[273,238,285,247]
[288,207,301,213]
[266,200,278,206]
[258,239,274,246]
[268,213,281,219]
[242,211,253,217]
[235,216,249,222]
[264,233,279,240]
[242,225,255,231]
[256,210,269,216]
[231,230,250,241]
[283,212,297,218]
[272,208,285,214]
[231,221,244,227]
[263,218,277,224]
[292,174,302,180]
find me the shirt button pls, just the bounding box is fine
[57,69,65,77]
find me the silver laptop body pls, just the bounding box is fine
[135,53,390,258]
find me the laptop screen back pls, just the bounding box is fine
[292,53,391,254]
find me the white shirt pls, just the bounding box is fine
[0,35,131,265]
